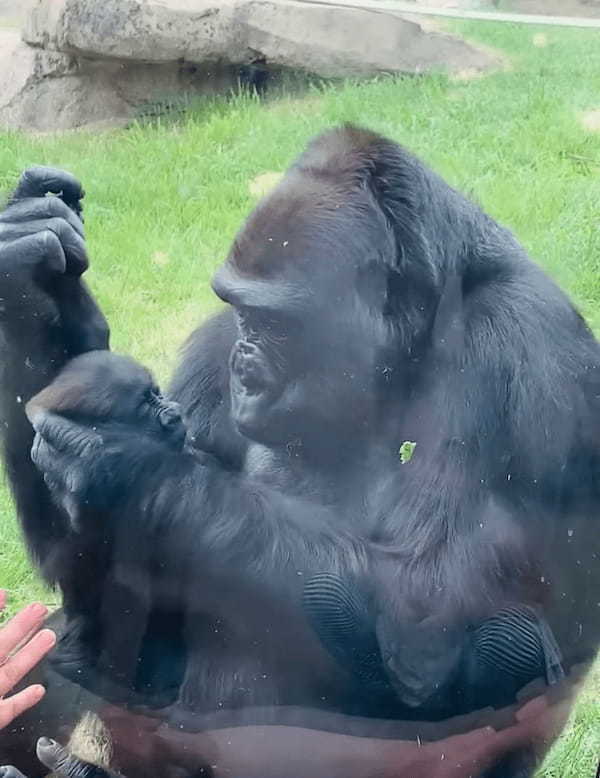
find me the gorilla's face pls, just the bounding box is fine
[212,170,396,448]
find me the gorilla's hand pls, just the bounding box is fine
[29,412,173,524]
[0,737,123,777]
[0,167,108,353]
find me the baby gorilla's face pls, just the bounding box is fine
[26,351,187,451]
[136,381,187,450]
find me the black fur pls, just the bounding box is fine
[1,128,599,778]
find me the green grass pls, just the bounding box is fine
[0,17,599,777]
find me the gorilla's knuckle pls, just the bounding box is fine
[0,767,28,778]
[36,230,66,273]
[11,167,84,210]
[45,217,70,237]
[17,167,38,189]
[45,197,76,223]
[53,753,80,777]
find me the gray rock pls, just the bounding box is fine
[0,30,83,130]
[23,0,498,76]
[24,0,241,63]
[4,0,500,131]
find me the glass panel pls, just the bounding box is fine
[0,2,598,777]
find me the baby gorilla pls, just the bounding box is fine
[25,350,187,530]
[24,351,188,701]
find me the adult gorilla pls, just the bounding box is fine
[0,126,598,777]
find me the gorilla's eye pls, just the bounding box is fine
[237,307,287,341]
[236,307,261,339]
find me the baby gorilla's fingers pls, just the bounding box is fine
[37,738,119,777]
[30,413,103,459]
[10,167,84,216]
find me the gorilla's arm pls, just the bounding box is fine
[0,168,109,570]
[29,411,367,584]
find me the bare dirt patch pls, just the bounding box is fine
[580,109,600,132]
[532,32,548,47]
[249,172,284,198]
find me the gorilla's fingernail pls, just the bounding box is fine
[38,737,56,747]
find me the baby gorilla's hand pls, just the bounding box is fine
[29,412,148,529]
[30,412,106,527]
[29,407,186,530]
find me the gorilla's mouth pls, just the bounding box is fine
[231,340,279,397]
[238,372,265,395]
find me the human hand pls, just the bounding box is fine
[0,591,56,730]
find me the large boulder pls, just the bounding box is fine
[23,0,241,62]
[2,0,501,131]
[23,0,498,78]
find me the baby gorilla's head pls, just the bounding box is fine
[26,351,187,450]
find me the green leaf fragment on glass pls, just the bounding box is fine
[399,441,416,464]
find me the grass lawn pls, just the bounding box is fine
[0,17,599,778]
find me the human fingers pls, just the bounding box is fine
[0,603,47,662]
[0,629,56,698]
[0,684,46,730]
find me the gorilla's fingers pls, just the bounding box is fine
[29,413,103,456]
[0,231,67,279]
[11,167,84,212]
[31,438,84,497]
[37,738,115,778]
[0,196,85,239]
[0,218,87,277]
[0,767,29,777]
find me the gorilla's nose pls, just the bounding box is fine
[159,400,182,426]
[159,402,187,448]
